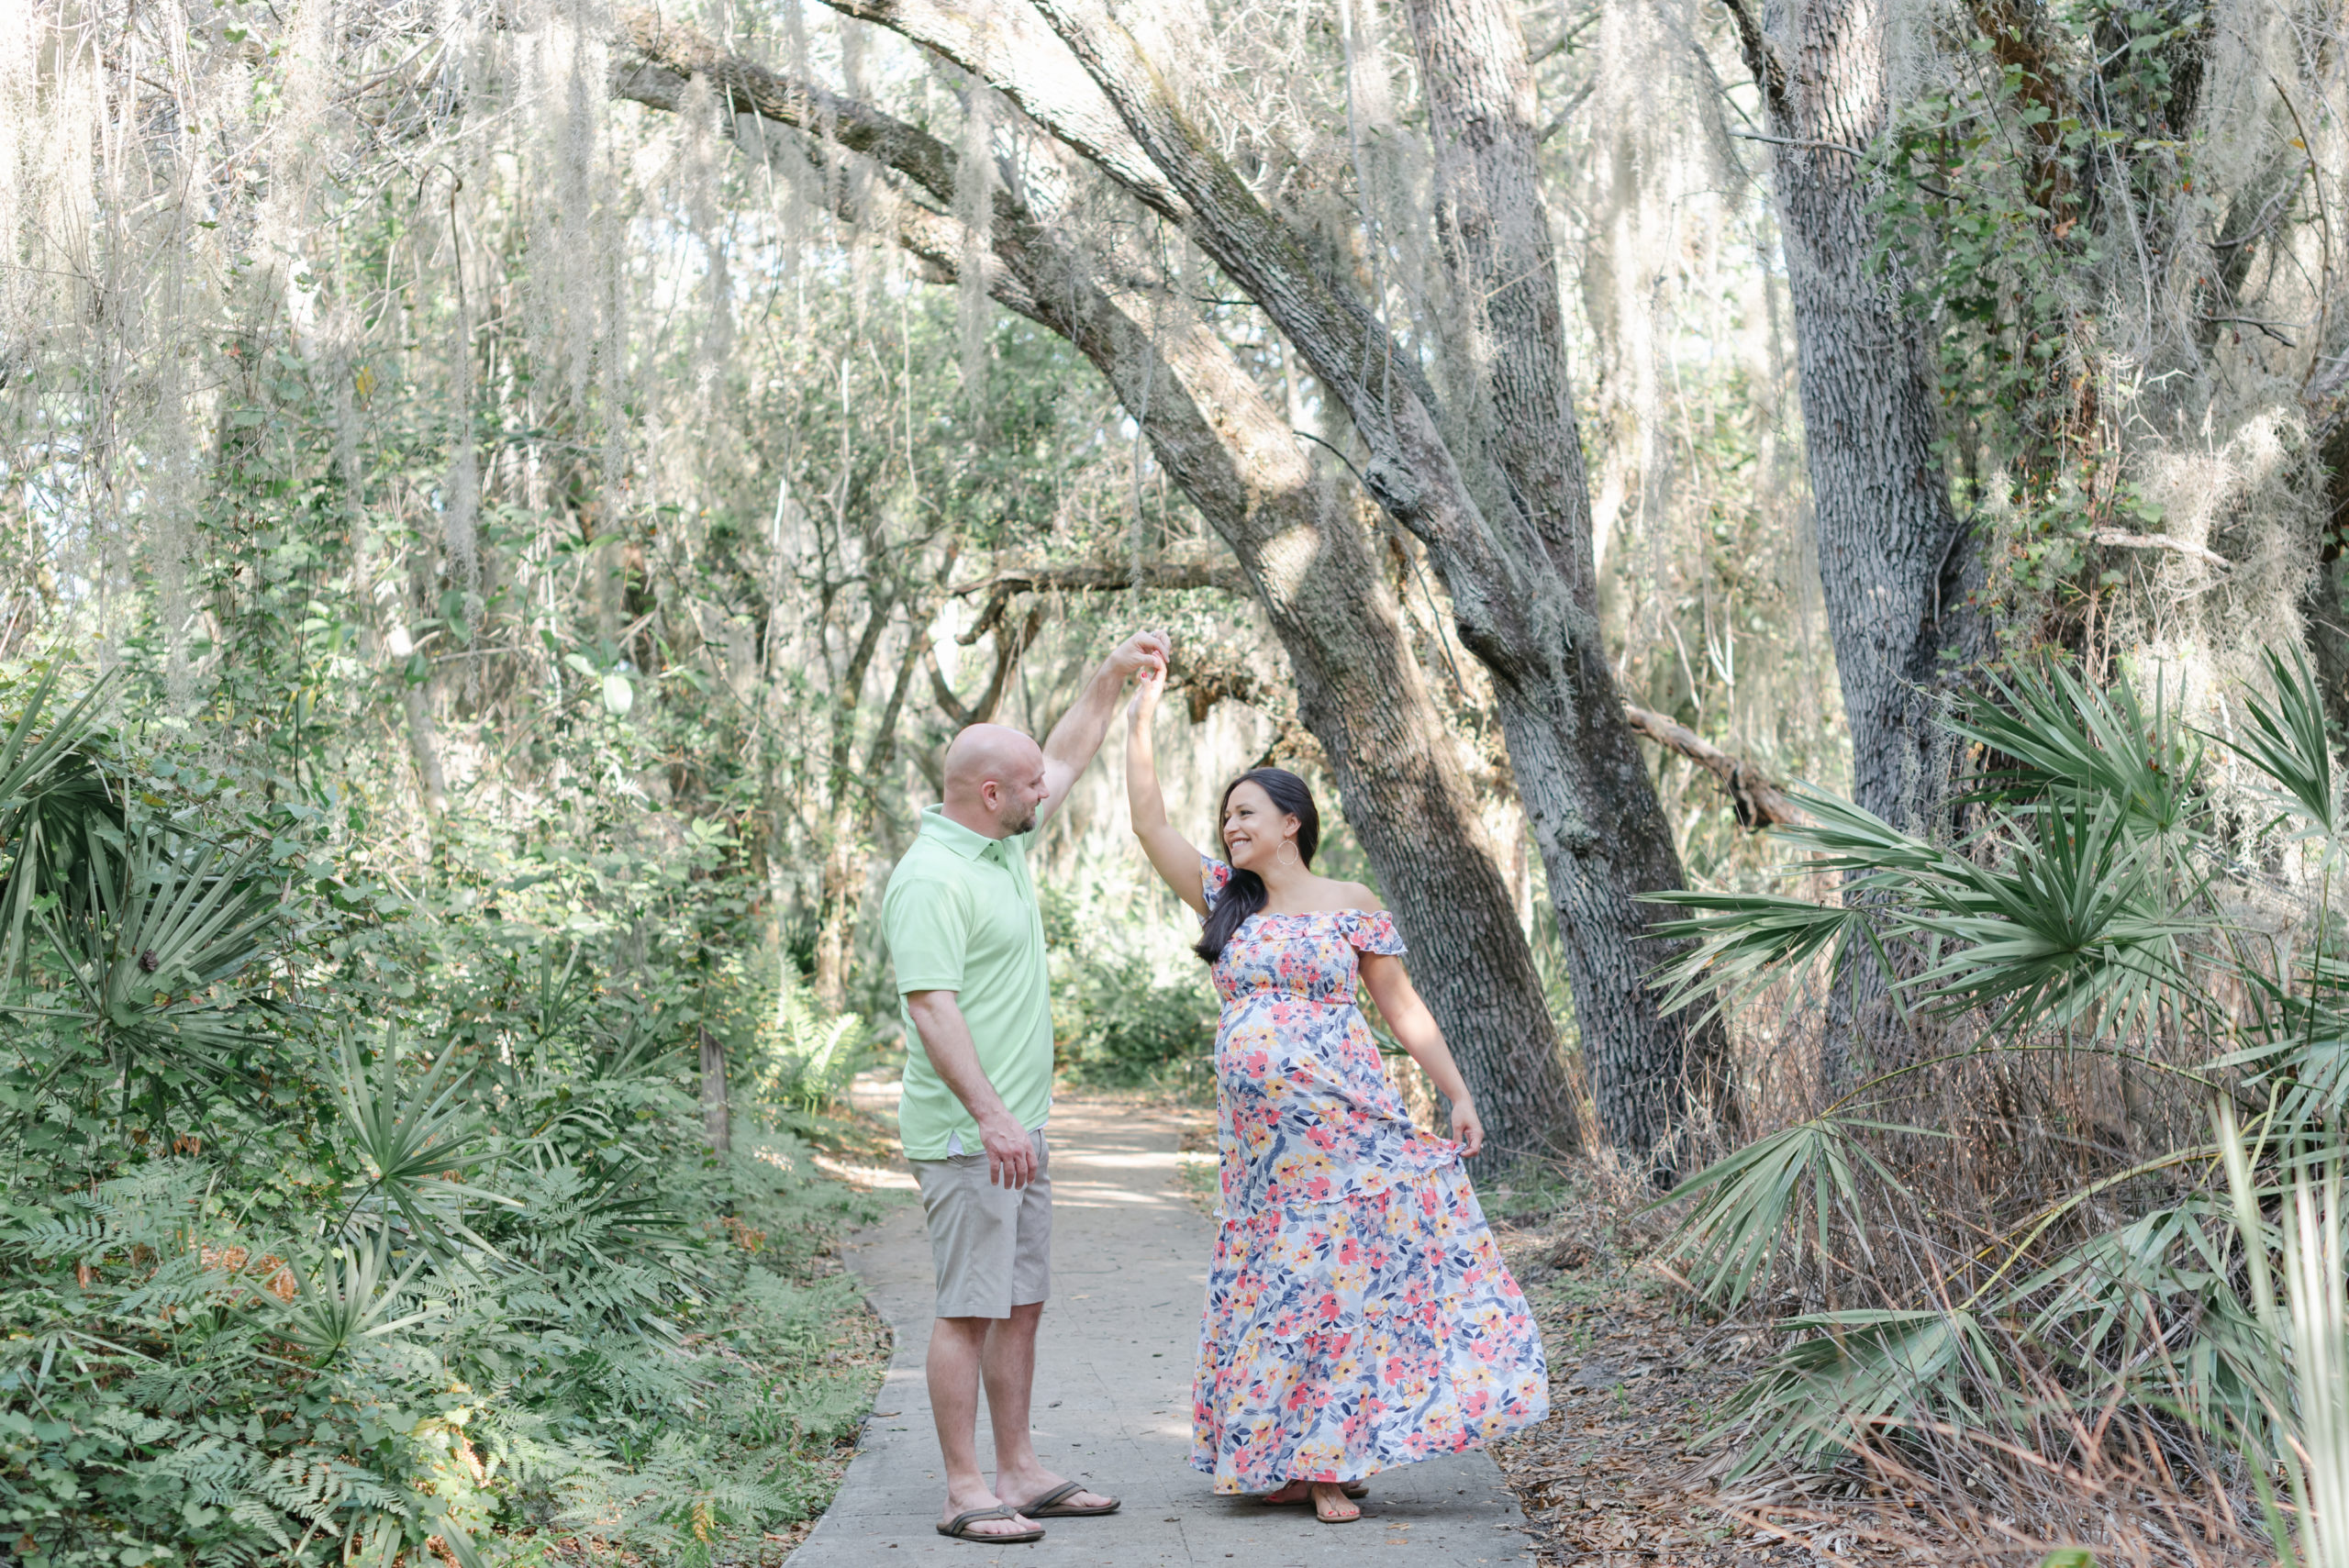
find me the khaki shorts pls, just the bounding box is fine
[910,1128,1052,1319]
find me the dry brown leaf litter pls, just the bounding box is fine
[1483,1182,2262,1568]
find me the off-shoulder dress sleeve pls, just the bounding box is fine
[1345,908,1406,956]
[1200,855,1234,914]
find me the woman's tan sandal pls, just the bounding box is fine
[1312,1485,1363,1524]
[1015,1481,1120,1518]
[936,1506,1045,1543]
[1258,1481,1369,1505]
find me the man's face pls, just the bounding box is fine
[985,750,1050,836]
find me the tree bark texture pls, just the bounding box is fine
[1731,0,1987,828]
[2305,418,2349,740]
[400,681,451,821]
[1728,0,1992,1089]
[809,585,892,1013]
[610,16,1580,1159]
[1397,0,1727,1161]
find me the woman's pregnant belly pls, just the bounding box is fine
[1214,994,1448,1210]
[1216,994,1379,1097]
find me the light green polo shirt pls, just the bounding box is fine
[880,805,1053,1160]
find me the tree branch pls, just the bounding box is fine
[925,643,973,729]
[616,12,958,203]
[1719,0,1784,106]
[608,36,1052,322]
[948,557,1245,644]
[1012,0,1494,600]
[812,0,1186,221]
[2090,529,2232,572]
[928,606,1041,726]
[1621,703,1804,830]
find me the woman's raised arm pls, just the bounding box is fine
[1126,662,1211,917]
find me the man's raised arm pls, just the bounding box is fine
[1037,629,1171,825]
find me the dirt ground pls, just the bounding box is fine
[1485,1194,1866,1568]
[1479,1186,2144,1568]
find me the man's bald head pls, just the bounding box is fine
[942,723,1049,838]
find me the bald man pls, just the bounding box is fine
[880,628,1170,1544]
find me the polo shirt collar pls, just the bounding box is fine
[919,803,1010,861]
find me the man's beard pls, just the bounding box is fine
[1002,802,1039,836]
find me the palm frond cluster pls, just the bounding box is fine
[1651,647,2349,1543]
[0,672,880,1568]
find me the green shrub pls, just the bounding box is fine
[1057,943,1221,1089]
[742,984,870,1121]
[0,671,883,1568]
[1643,647,2349,1492]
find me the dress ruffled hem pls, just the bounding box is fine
[1189,1409,1508,1494]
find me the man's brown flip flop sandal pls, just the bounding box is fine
[936,1506,1045,1542]
[1015,1481,1121,1518]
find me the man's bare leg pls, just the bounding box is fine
[928,1315,1036,1538]
[982,1301,1115,1511]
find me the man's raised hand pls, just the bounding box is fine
[1107,629,1173,682]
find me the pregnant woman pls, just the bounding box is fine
[1124,661,1549,1523]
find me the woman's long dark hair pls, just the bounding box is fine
[1195,768,1320,962]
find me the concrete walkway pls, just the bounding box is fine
[788,1095,1534,1568]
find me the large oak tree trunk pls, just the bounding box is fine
[1731,0,1987,827]
[1397,0,1724,1160]
[2306,421,2349,740]
[808,587,890,1013]
[1729,0,1988,1086]
[699,1026,732,1156]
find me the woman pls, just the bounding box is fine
[1125,662,1549,1524]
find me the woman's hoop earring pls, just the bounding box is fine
[1276,839,1300,869]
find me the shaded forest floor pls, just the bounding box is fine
[1482,1180,2210,1568]
[1486,1191,1857,1568]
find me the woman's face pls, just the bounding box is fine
[1220,781,1297,872]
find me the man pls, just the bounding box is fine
[880,628,1170,1545]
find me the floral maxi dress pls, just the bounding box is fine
[1190,858,1550,1494]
